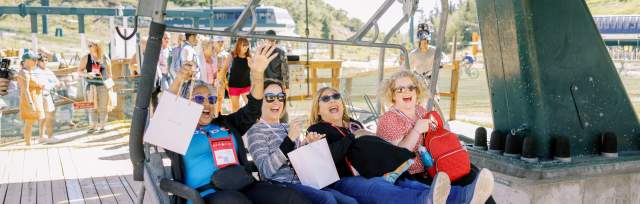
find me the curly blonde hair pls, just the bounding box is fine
[378,70,428,105]
[309,87,351,125]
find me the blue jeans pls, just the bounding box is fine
[282,182,357,204]
[396,178,468,204]
[332,176,467,204]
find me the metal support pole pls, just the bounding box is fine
[79,15,86,52]
[129,0,168,181]
[375,9,413,112]
[41,0,49,34]
[30,14,38,50]
[426,0,449,113]
[193,17,199,28]
[349,0,396,42]
[227,0,261,34]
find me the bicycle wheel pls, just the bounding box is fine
[469,69,480,79]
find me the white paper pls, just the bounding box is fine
[143,92,203,155]
[288,139,340,189]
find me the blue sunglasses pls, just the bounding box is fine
[194,95,217,105]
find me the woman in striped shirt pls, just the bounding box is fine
[246,80,357,204]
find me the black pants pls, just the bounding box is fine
[151,85,161,113]
[202,182,311,204]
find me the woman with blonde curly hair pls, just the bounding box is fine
[305,86,454,204]
[376,70,494,204]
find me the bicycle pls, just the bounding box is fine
[461,59,480,79]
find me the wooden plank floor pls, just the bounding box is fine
[0,144,141,204]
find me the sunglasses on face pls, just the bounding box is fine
[194,95,217,105]
[393,85,417,93]
[265,92,286,103]
[319,93,341,103]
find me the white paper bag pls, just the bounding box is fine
[288,139,340,189]
[143,92,203,155]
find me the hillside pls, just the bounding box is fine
[1,0,638,60]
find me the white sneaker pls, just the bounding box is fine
[468,169,495,204]
[38,137,47,144]
[45,137,61,144]
[428,172,451,204]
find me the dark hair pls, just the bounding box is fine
[265,30,276,36]
[263,79,286,106]
[264,79,284,91]
[185,33,197,41]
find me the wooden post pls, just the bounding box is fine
[330,35,335,59]
[332,62,341,89]
[450,60,460,120]
[310,62,318,93]
[449,33,459,120]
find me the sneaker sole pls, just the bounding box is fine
[432,172,451,204]
[469,169,495,204]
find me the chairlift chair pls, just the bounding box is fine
[125,0,484,203]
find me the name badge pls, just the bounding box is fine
[208,137,239,168]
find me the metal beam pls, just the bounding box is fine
[0,6,218,18]
[426,0,450,114]
[165,26,410,60]
[226,0,261,34]
[348,0,396,42]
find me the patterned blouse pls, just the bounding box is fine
[376,105,429,174]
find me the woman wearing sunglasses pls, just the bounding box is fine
[305,87,452,204]
[167,45,310,204]
[376,70,494,204]
[247,80,358,204]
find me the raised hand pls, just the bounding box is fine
[288,117,307,141]
[176,62,197,81]
[247,44,277,74]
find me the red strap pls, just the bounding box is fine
[425,111,444,130]
[323,122,357,176]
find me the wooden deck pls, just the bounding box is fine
[0,124,141,204]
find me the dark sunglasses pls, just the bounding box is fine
[393,85,417,93]
[265,92,286,103]
[194,95,217,105]
[319,93,341,103]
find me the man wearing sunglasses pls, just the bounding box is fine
[166,45,310,204]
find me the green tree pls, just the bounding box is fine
[321,18,331,39]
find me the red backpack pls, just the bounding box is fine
[423,111,471,182]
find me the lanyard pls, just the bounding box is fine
[322,121,348,137]
[260,119,288,136]
[197,126,233,140]
[392,107,424,122]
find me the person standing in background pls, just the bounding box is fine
[213,36,231,115]
[18,52,45,146]
[150,33,172,111]
[228,37,252,112]
[263,30,290,122]
[78,40,113,133]
[36,55,61,143]
[199,39,217,86]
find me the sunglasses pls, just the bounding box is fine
[194,95,217,105]
[393,85,417,93]
[265,92,286,103]
[319,93,341,103]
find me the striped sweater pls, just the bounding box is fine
[246,122,300,184]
